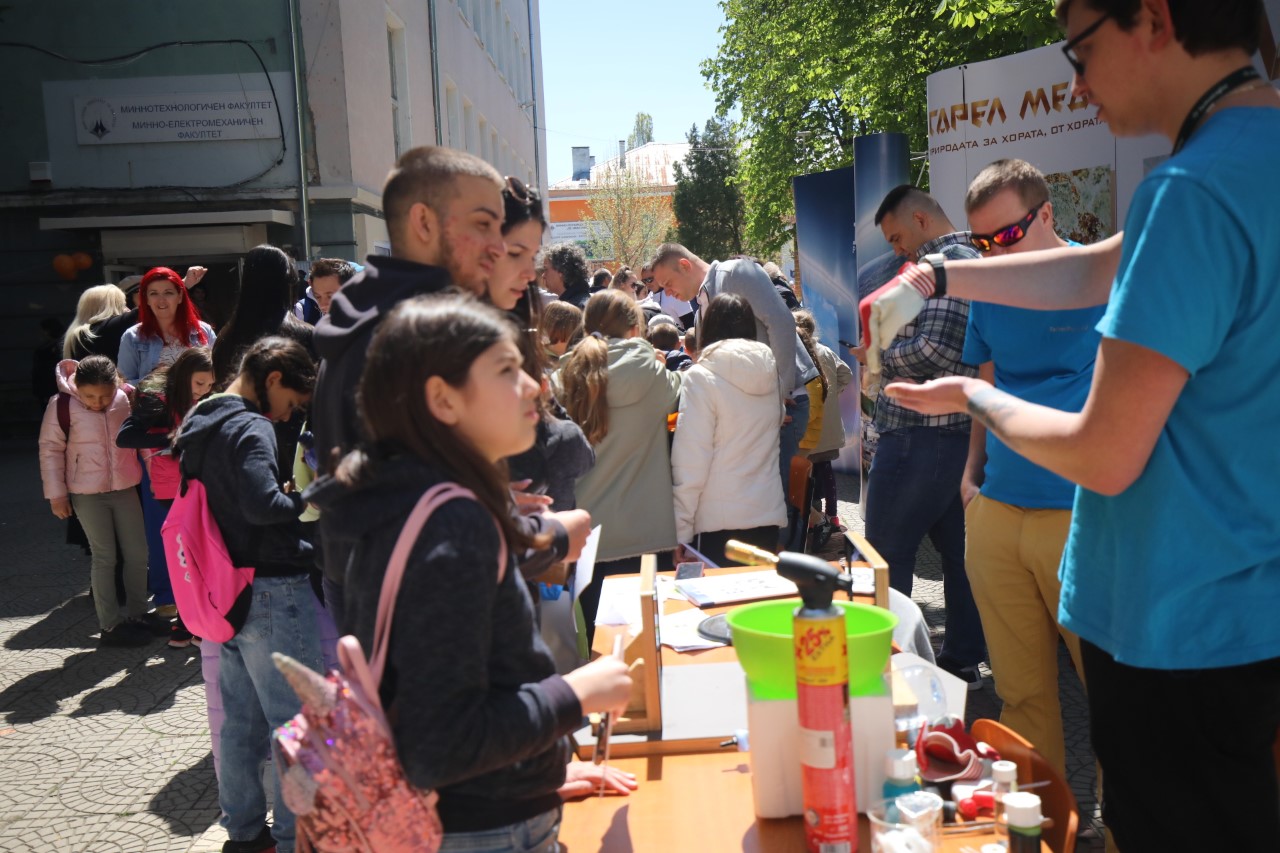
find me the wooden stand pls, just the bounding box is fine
[614,554,662,735]
[844,530,890,611]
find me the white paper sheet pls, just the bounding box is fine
[571,525,602,600]
[658,606,727,652]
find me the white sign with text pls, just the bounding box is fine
[74,91,281,145]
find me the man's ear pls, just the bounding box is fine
[1141,0,1176,53]
[912,209,930,232]
[405,201,443,257]
[424,375,461,425]
[1040,202,1056,231]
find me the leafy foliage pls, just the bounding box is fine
[581,166,673,268]
[670,117,748,261]
[703,0,1061,251]
[627,112,655,150]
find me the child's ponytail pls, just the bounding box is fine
[560,335,611,444]
[560,289,643,445]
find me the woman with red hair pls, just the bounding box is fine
[118,267,216,383]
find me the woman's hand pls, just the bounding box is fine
[557,761,638,800]
[50,497,72,520]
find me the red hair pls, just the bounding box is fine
[137,267,208,345]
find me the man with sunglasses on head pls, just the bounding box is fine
[868,1,1280,845]
[959,159,1103,784]
[638,263,695,329]
[863,185,987,689]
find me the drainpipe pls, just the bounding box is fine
[429,0,443,144]
[287,0,312,259]
[525,0,541,191]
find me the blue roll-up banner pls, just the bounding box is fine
[792,134,910,487]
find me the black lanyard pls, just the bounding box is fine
[1172,66,1262,155]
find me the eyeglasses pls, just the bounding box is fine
[641,276,654,285]
[969,202,1045,253]
[1061,11,1111,77]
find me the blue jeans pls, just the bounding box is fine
[139,468,174,605]
[219,574,324,853]
[865,426,985,666]
[779,395,811,550]
[438,807,562,853]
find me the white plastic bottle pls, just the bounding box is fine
[990,759,1018,845]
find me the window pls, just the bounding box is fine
[462,98,475,154]
[478,116,489,162]
[445,80,461,148]
[387,20,410,156]
[490,128,499,169]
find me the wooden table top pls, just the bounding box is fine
[560,749,1042,852]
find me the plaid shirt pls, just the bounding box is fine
[874,232,979,433]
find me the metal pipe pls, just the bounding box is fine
[428,0,443,145]
[525,0,541,191]
[287,0,312,259]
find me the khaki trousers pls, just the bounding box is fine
[964,493,1082,777]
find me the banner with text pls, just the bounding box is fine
[927,42,1162,238]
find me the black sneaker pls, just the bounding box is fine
[936,655,985,692]
[167,617,193,649]
[100,622,151,648]
[129,611,173,637]
[222,825,275,853]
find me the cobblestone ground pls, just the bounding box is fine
[1,445,1102,851]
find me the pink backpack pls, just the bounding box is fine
[161,476,254,643]
[271,482,506,853]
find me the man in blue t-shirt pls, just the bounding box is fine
[959,159,1104,780]
[864,1,1280,846]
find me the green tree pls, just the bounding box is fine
[627,111,654,150]
[702,0,1060,251]
[671,117,747,260]
[581,165,673,268]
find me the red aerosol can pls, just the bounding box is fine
[786,553,858,852]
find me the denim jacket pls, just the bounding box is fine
[117,322,216,383]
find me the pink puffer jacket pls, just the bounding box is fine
[38,360,141,500]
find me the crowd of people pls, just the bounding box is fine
[29,0,1280,849]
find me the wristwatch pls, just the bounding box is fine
[922,253,947,298]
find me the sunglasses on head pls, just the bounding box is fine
[970,201,1045,253]
[504,175,531,203]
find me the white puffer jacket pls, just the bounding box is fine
[671,339,786,544]
[38,360,141,500]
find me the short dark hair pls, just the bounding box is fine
[647,242,696,269]
[591,268,613,289]
[1054,0,1262,55]
[541,243,590,290]
[700,293,758,349]
[310,258,357,283]
[647,323,680,351]
[965,159,1051,214]
[382,146,502,249]
[874,185,946,227]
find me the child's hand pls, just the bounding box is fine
[563,654,632,718]
[558,761,638,800]
[50,497,72,519]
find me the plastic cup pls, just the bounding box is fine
[867,792,943,852]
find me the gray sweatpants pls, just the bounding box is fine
[71,488,150,631]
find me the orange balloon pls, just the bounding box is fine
[72,251,93,270]
[53,254,77,281]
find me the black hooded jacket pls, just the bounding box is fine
[311,255,454,471]
[175,395,311,575]
[306,455,581,831]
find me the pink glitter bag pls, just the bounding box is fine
[272,482,506,853]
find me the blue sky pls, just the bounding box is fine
[538,0,727,183]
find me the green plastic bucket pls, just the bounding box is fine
[726,599,898,699]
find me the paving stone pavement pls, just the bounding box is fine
[1,444,1102,851]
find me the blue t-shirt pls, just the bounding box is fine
[963,241,1103,509]
[1059,107,1280,670]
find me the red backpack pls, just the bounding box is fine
[161,475,254,642]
